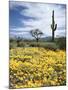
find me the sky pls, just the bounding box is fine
[9,1,66,39]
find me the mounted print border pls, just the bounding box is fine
[9,1,66,89]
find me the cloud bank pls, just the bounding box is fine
[9,1,66,38]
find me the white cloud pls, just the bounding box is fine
[10,2,66,37]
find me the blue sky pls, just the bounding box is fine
[9,1,66,38]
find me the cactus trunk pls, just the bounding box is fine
[52,30,54,41]
[51,10,57,42]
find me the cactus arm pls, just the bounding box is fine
[54,24,57,31]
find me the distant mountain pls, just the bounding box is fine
[40,36,52,41]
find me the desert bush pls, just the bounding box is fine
[43,43,59,51]
[29,42,58,51]
[10,42,17,49]
[29,42,38,47]
[56,37,66,50]
[17,41,26,47]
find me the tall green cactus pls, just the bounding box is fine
[51,10,57,41]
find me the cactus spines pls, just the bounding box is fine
[51,10,57,41]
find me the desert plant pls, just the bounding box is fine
[16,37,22,47]
[51,10,57,42]
[30,29,43,43]
[56,37,66,50]
[10,42,17,49]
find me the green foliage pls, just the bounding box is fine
[16,37,22,47]
[43,43,59,51]
[10,42,17,49]
[17,42,26,47]
[56,37,66,50]
[29,42,58,51]
[10,36,66,50]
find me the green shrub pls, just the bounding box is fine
[56,37,66,50]
[29,42,38,47]
[29,42,58,51]
[10,42,17,49]
[17,42,26,47]
[43,43,59,51]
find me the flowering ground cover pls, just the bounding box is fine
[9,47,66,88]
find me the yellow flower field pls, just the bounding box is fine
[9,47,66,88]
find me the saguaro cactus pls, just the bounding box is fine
[51,10,57,41]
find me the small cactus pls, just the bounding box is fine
[51,10,57,41]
